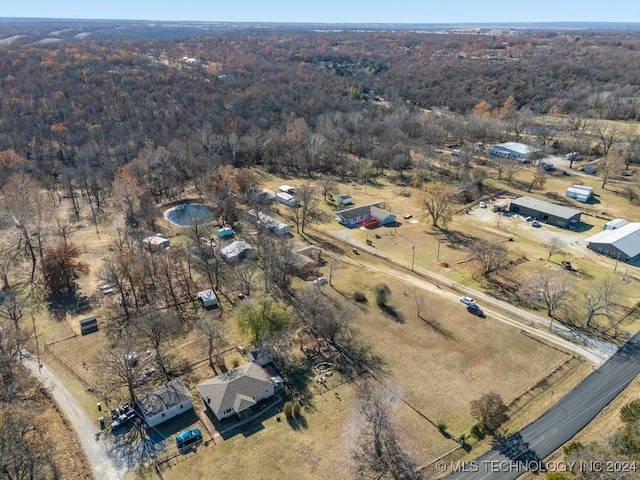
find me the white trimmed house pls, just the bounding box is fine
[137,379,194,427]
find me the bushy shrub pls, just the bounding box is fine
[470,423,485,440]
[283,401,293,419]
[373,283,391,307]
[353,291,367,303]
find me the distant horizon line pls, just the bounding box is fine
[1,17,640,27]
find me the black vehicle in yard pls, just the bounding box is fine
[467,304,485,317]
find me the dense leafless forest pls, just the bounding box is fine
[1,21,640,194]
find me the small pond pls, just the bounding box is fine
[164,203,215,227]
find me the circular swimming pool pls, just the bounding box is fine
[164,203,216,227]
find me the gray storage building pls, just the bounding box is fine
[509,196,582,228]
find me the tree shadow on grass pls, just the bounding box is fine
[286,414,309,431]
[381,304,404,323]
[438,228,477,250]
[418,315,455,340]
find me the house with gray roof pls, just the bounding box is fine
[509,196,582,228]
[585,223,640,263]
[335,202,396,227]
[137,378,193,427]
[197,362,276,421]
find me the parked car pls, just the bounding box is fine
[467,304,485,317]
[459,296,476,306]
[313,276,328,286]
[479,201,487,208]
[532,220,541,228]
[403,213,413,219]
[525,216,533,222]
[561,170,570,176]
[176,429,203,452]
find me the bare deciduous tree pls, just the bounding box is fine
[599,151,625,189]
[546,236,565,261]
[196,313,226,374]
[468,239,509,277]
[97,340,144,404]
[524,271,573,321]
[419,181,460,228]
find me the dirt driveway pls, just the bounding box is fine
[21,353,128,480]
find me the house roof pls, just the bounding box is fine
[248,210,289,230]
[586,222,640,258]
[605,218,630,229]
[198,289,218,303]
[510,196,582,220]
[370,205,396,221]
[143,236,169,245]
[138,379,192,418]
[335,202,383,221]
[491,142,539,155]
[220,240,253,258]
[197,362,273,416]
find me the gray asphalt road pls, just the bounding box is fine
[446,332,640,479]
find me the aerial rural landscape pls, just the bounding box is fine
[1,13,640,480]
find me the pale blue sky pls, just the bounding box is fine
[2,0,639,24]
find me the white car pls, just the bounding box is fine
[459,296,476,306]
[479,202,487,208]
[313,276,328,286]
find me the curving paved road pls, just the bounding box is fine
[21,353,127,480]
[446,332,640,479]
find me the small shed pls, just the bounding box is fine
[566,185,594,203]
[143,235,170,252]
[198,290,219,308]
[217,227,233,239]
[337,194,353,206]
[79,316,99,335]
[584,163,598,174]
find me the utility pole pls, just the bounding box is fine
[411,242,416,271]
[31,312,41,372]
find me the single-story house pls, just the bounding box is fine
[488,142,540,162]
[509,196,582,228]
[566,185,594,203]
[585,222,640,262]
[143,235,170,252]
[220,241,255,264]
[335,202,396,227]
[137,379,194,428]
[248,209,290,235]
[293,245,323,263]
[276,192,299,208]
[604,218,629,230]
[336,194,353,206]
[197,362,276,421]
[198,289,218,308]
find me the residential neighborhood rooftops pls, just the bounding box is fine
[492,142,540,155]
[220,240,253,258]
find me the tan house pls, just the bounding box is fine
[197,362,275,421]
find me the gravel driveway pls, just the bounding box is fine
[21,353,128,480]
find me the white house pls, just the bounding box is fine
[137,379,194,427]
[488,142,540,162]
[197,362,276,421]
[276,192,299,208]
[336,194,353,206]
[566,185,594,203]
[248,209,290,235]
[220,241,255,264]
[143,235,170,252]
[198,289,218,308]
